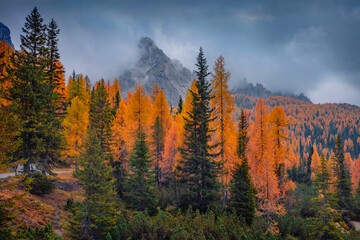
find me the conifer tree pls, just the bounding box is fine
[178,47,219,213]
[111,100,128,198]
[177,96,183,114]
[89,79,113,155]
[307,145,314,185]
[229,110,255,225]
[312,154,342,240]
[62,96,89,169]
[333,135,352,209]
[151,116,165,187]
[7,7,63,174]
[210,55,236,211]
[125,127,157,214]
[68,129,117,240]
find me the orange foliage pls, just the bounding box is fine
[249,99,285,225]
[210,56,237,189]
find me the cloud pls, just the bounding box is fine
[307,74,360,105]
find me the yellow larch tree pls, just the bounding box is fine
[62,96,89,169]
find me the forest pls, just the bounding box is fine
[1,7,360,240]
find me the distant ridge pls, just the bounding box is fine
[233,78,311,103]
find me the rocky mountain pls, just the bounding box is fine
[118,37,193,106]
[233,78,311,103]
[0,21,14,48]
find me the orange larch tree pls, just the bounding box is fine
[150,89,171,187]
[249,99,284,231]
[127,83,151,144]
[269,106,291,200]
[210,55,236,211]
[311,143,321,178]
[150,81,160,103]
[111,100,129,197]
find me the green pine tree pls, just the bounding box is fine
[312,154,342,240]
[307,145,314,185]
[177,96,183,114]
[125,127,157,214]
[68,129,117,240]
[7,7,63,174]
[229,110,255,225]
[178,47,219,213]
[333,135,352,209]
[89,79,113,156]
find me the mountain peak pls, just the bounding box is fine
[0,21,14,48]
[118,37,193,106]
[138,37,156,51]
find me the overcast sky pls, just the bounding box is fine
[1,0,360,105]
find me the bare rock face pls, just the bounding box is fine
[118,37,193,106]
[0,22,14,48]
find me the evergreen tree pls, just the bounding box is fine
[312,154,342,240]
[151,116,165,188]
[178,96,183,114]
[89,79,113,156]
[178,47,219,213]
[229,110,255,225]
[125,127,157,214]
[0,195,15,239]
[307,146,314,185]
[333,135,352,209]
[20,7,47,64]
[7,7,62,174]
[68,129,117,240]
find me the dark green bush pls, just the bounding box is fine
[15,224,62,240]
[27,173,55,196]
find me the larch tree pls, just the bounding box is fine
[162,119,179,200]
[66,72,90,106]
[333,135,352,209]
[311,144,320,179]
[229,109,256,225]
[269,106,289,200]
[0,41,20,170]
[108,78,121,115]
[150,81,160,103]
[68,129,117,240]
[62,96,89,169]
[127,83,151,136]
[210,55,236,211]
[111,100,128,198]
[178,47,219,213]
[306,145,314,185]
[150,89,171,187]
[151,116,165,188]
[249,99,284,230]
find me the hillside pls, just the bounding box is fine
[234,94,360,159]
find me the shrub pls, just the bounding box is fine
[26,173,55,196]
